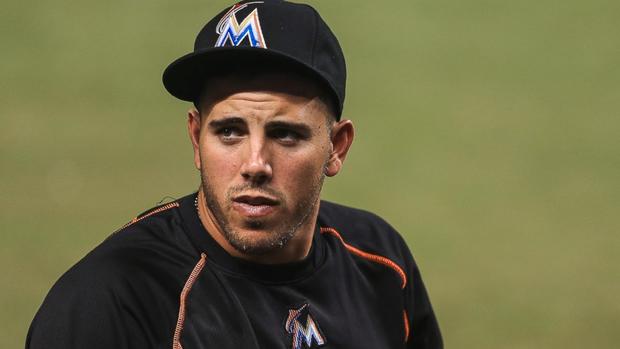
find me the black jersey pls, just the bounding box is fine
[26,193,442,349]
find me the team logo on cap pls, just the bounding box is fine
[285,304,326,349]
[215,2,267,48]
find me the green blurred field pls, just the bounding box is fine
[2,0,619,347]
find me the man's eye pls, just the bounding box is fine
[271,129,301,143]
[217,127,243,141]
[221,128,235,137]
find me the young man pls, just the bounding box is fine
[27,1,442,348]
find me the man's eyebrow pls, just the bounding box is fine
[207,116,246,129]
[265,120,313,134]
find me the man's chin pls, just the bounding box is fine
[223,223,294,254]
[230,211,283,231]
[243,219,267,230]
[227,221,273,238]
[227,233,289,256]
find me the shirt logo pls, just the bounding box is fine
[285,304,326,349]
[215,2,267,48]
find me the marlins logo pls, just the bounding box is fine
[285,304,326,349]
[215,1,267,48]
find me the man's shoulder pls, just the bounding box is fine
[104,198,195,256]
[104,198,198,261]
[46,196,199,299]
[27,197,200,348]
[318,200,412,263]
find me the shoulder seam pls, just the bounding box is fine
[320,227,407,289]
[118,202,180,231]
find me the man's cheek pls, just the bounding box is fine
[202,151,240,176]
[287,160,324,192]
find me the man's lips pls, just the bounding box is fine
[231,195,279,218]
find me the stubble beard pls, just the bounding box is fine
[200,168,326,256]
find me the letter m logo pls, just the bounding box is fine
[215,3,267,48]
[285,304,326,349]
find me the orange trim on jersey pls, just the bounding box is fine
[172,253,207,349]
[320,227,407,289]
[121,202,180,230]
[403,310,410,342]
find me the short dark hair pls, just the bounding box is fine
[193,58,338,123]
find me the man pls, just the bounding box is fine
[27,1,442,348]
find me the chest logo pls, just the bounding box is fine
[215,2,267,48]
[285,304,326,349]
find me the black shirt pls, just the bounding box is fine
[26,193,442,348]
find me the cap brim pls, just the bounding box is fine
[163,46,336,107]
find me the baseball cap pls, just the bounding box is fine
[163,0,347,119]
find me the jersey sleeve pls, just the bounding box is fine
[25,255,153,349]
[402,245,443,349]
[317,200,444,347]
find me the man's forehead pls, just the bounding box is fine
[204,91,325,124]
[201,71,322,101]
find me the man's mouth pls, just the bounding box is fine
[231,195,279,218]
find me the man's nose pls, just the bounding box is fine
[240,136,273,185]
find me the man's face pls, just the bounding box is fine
[192,73,334,256]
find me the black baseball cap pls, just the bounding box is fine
[163,0,346,119]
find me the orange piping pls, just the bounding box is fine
[121,202,180,230]
[321,227,411,343]
[403,310,410,342]
[320,227,407,289]
[172,253,207,349]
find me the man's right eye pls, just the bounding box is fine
[220,127,235,137]
[216,127,244,142]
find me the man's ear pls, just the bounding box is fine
[187,108,202,170]
[325,119,354,177]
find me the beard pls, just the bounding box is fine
[199,168,326,256]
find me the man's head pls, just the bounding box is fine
[188,70,353,261]
[164,0,352,262]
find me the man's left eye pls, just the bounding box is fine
[270,129,301,143]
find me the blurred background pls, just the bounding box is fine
[2,0,619,347]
